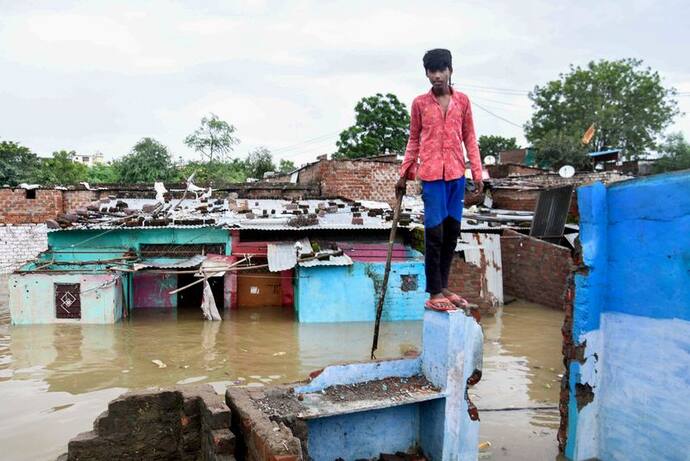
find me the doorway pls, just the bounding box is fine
[237,268,283,308]
[177,274,225,311]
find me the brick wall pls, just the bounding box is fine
[447,257,486,308]
[0,224,48,273]
[63,190,99,213]
[0,189,63,224]
[298,159,421,205]
[487,164,547,178]
[491,188,540,212]
[500,229,573,309]
[63,385,234,461]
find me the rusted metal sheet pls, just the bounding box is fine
[456,233,504,306]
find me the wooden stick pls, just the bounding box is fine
[371,192,404,359]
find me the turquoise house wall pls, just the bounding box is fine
[295,261,427,323]
[566,171,690,461]
[46,228,232,259]
[9,272,124,325]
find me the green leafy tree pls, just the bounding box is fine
[87,163,119,184]
[653,132,690,174]
[334,93,410,159]
[115,138,177,183]
[534,131,590,170]
[525,59,679,158]
[278,159,296,173]
[244,147,276,179]
[184,113,240,162]
[478,135,519,159]
[177,159,247,184]
[31,150,89,185]
[0,140,39,186]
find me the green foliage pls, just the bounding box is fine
[115,138,177,184]
[278,159,296,174]
[653,132,690,174]
[177,159,247,184]
[334,93,410,159]
[31,150,89,185]
[525,59,679,159]
[87,163,119,184]
[478,135,519,159]
[534,131,590,170]
[244,147,276,179]
[0,140,39,186]
[184,113,240,162]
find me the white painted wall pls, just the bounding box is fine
[0,224,48,274]
[9,272,123,324]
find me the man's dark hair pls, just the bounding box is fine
[423,49,452,72]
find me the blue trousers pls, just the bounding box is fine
[422,178,465,294]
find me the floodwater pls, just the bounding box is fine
[0,276,565,461]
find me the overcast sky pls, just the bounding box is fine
[1,0,688,166]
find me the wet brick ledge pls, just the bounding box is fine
[58,385,235,461]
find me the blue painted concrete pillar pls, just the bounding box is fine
[421,310,483,461]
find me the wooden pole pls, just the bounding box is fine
[370,193,404,359]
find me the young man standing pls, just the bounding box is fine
[396,48,483,311]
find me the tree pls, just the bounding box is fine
[177,159,247,184]
[653,132,690,174]
[334,93,410,159]
[87,163,119,184]
[478,135,519,160]
[244,147,276,179]
[0,140,39,186]
[115,138,177,183]
[525,59,679,158]
[31,150,89,185]
[278,159,296,174]
[184,113,240,162]
[533,131,590,170]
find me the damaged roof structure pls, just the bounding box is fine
[9,190,431,325]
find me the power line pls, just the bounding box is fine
[270,131,340,154]
[472,101,524,129]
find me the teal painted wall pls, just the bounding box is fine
[46,228,232,261]
[9,272,124,324]
[295,261,427,323]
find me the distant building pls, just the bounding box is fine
[72,152,105,167]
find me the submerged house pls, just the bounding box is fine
[9,195,427,324]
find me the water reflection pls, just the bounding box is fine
[0,279,564,461]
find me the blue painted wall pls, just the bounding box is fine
[567,171,690,461]
[307,405,420,461]
[294,309,483,461]
[294,261,427,323]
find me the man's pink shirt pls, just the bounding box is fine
[400,88,483,182]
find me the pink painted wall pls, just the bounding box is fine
[133,273,177,308]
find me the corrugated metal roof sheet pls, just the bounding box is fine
[299,254,353,267]
[52,198,396,232]
[132,255,206,271]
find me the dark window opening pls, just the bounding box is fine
[25,189,36,199]
[140,243,225,258]
[55,283,81,319]
[400,274,418,292]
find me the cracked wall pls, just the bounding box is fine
[563,172,690,461]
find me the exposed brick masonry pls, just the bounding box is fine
[297,158,421,205]
[500,229,574,309]
[0,188,63,224]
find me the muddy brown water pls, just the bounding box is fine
[0,276,565,461]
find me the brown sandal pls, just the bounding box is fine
[424,297,458,311]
